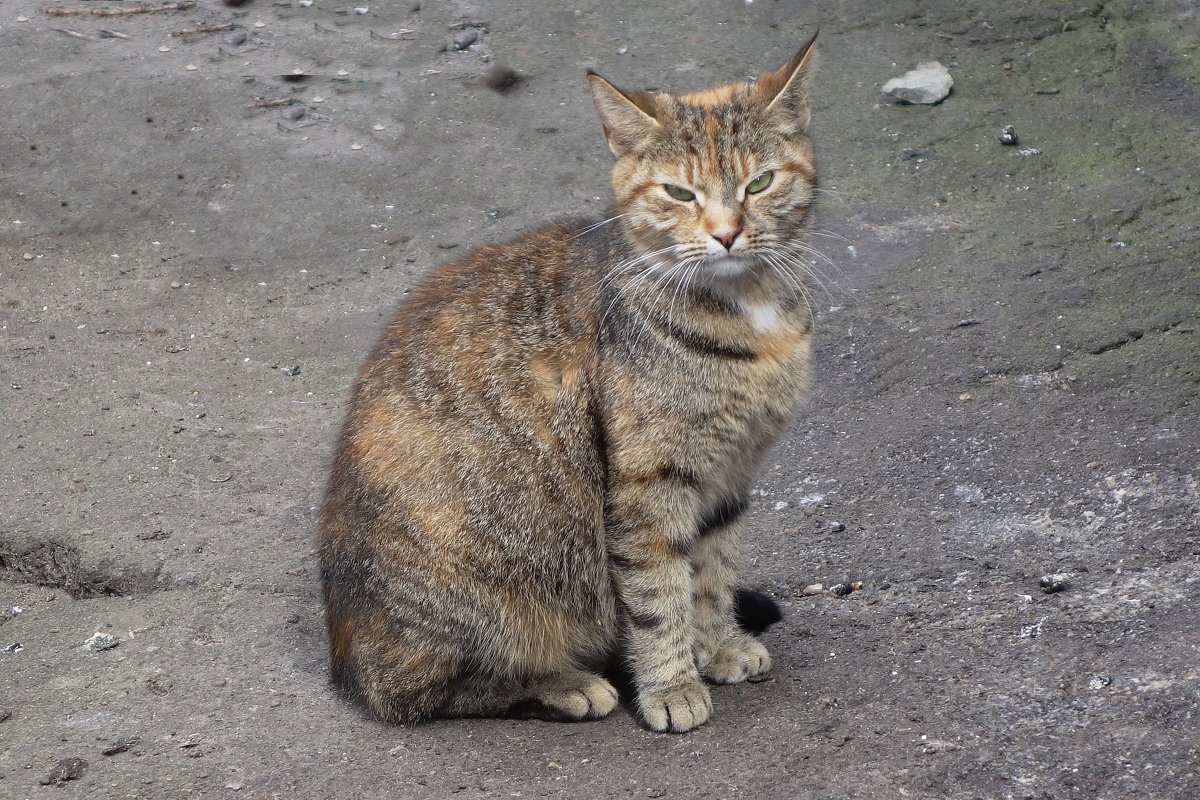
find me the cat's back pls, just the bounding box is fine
[363,218,608,385]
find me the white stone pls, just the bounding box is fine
[882,61,953,105]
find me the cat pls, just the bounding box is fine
[318,34,819,734]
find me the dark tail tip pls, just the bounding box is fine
[735,587,783,635]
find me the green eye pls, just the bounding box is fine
[746,171,774,194]
[664,184,696,202]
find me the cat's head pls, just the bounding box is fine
[588,35,817,281]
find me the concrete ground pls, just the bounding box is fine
[2,0,1197,798]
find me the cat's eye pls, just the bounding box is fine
[663,184,696,202]
[746,171,774,194]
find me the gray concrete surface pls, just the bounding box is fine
[2,0,1197,798]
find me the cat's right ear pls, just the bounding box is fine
[587,72,661,157]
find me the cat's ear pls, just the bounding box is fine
[752,32,818,132]
[587,72,661,157]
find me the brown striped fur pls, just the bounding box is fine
[318,35,820,733]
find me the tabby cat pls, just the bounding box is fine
[318,35,819,733]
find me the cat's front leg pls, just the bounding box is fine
[608,472,712,733]
[691,503,772,684]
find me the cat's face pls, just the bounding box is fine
[589,38,817,281]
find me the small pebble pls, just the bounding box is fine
[800,583,825,596]
[1038,574,1069,594]
[372,123,386,131]
[827,521,846,533]
[311,95,325,103]
[22,252,33,261]
[279,364,301,376]
[828,583,853,597]
[40,758,88,785]
[84,632,120,651]
[282,105,307,121]
[101,736,140,756]
[158,45,171,52]
[223,29,248,46]
[350,143,363,150]
[17,15,30,22]
[998,125,1019,145]
[185,64,199,72]
[337,69,349,77]
[447,29,477,50]
[254,21,266,28]
[354,7,370,15]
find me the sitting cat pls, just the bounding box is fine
[318,34,819,733]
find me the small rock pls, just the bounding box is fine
[136,529,170,541]
[280,364,301,376]
[0,709,12,723]
[226,781,245,790]
[84,632,120,651]
[998,125,1019,145]
[2,642,24,653]
[882,61,953,105]
[828,583,853,597]
[773,501,789,511]
[800,583,825,596]
[40,758,88,785]
[1038,574,1069,594]
[446,29,477,51]
[101,736,140,756]
[285,613,301,624]
[826,521,846,533]
[223,29,248,47]
[282,104,306,122]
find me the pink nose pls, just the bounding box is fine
[711,227,742,250]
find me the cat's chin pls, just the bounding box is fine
[702,254,756,279]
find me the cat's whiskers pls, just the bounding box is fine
[776,240,847,297]
[570,212,634,239]
[760,251,816,316]
[767,248,832,301]
[596,245,683,330]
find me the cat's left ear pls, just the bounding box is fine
[752,32,818,133]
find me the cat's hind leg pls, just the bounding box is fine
[444,669,619,722]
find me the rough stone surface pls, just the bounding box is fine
[882,61,954,104]
[2,1,1198,799]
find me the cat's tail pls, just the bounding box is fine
[734,587,783,635]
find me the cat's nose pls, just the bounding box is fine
[711,227,742,251]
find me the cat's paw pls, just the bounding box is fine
[638,680,713,733]
[533,671,619,721]
[699,634,771,685]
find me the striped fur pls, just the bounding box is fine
[318,35,819,733]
